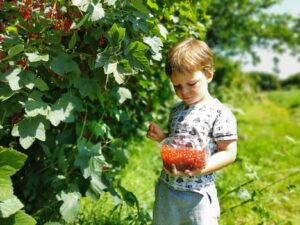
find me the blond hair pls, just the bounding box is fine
[165,38,214,78]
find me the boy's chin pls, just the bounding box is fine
[183,99,196,105]
[183,98,202,105]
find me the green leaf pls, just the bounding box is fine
[117,87,132,104]
[126,41,149,70]
[0,147,27,178]
[72,0,90,12]
[0,147,27,202]
[8,44,24,58]
[107,23,126,46]
[89,3,105,22]
[104,0,116,6]
[11,117,46,149]
[20,71,36,90]
[87,121,110,138]
[44,222,61,225]
[131,0,150,15]
[104,62,117,75]
[95,51,110,68]
[0,210,36,225]
[50,53,79,76]
[0,147,27,218]
[0,86,15,102]
[70,13,89,30]
[57,191,81,222]
[0,177,13,201]
[0,196,24,218]
[73,78,99,97]
[24,99,49,117]
[118,59,133,75]
[87,175,106,199]
[25,52,49,63]
[74,139,107,181]
[68,32,77,49]
[143,36,163,61]
[117,182,138,207]
[113,70,125,84]
[147,0,159,10]
[129,16,148,33]
[157,23,168,39]
[4,68,22,91]
[34,78,49,91]
[48,94,83,126]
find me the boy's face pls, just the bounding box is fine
[170,71,211,105]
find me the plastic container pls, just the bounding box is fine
[160,135,206,172]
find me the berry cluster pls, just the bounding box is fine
[161,144,207,172]
[44,3,74,33]
[14,0,77,33]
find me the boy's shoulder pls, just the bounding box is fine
[207,98,235,117]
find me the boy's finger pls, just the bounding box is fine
[148,122,155,131]
[171,164,177,174]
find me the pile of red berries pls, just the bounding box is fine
[161,144,207,172]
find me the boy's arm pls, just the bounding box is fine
[147,122,167,142]
[199,140,237,175]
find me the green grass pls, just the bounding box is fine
[71,89,300,224]
[218,92,300,225]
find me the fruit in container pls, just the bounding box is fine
[161,143,206,172]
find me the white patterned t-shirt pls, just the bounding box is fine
[160,97,238,192]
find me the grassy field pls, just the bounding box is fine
[73,89,300,224]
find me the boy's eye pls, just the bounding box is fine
[173,85,181,89]
[188,81,198,86]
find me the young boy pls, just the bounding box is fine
[147,38,238,225]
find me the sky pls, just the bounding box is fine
[241,0,300,79]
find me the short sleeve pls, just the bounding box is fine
[212,107,237,141]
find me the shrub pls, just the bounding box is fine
[0,0,210,223]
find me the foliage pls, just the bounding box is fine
[245,71,281,91]
[1,0,299,224]
[281,72,300,89]
[0,146,36,225]
[0,0,210,223]
[209,56,257,106]
[206,0,300,62]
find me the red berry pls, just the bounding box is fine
[29,32,38,39]
[98,36,106,46]
[22,9,31,20]
[63,18,72,33]
[16,59,27,68]
[45,11,53,19]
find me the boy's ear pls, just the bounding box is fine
[206,72,214,83]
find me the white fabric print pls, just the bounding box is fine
[160,98,237,192]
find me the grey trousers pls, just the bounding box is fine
[152,180,220,225]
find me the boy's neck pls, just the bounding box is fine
[187,94,213,106]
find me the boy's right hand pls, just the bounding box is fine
[147,122,166,142]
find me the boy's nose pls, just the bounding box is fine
[181,86,189,94]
